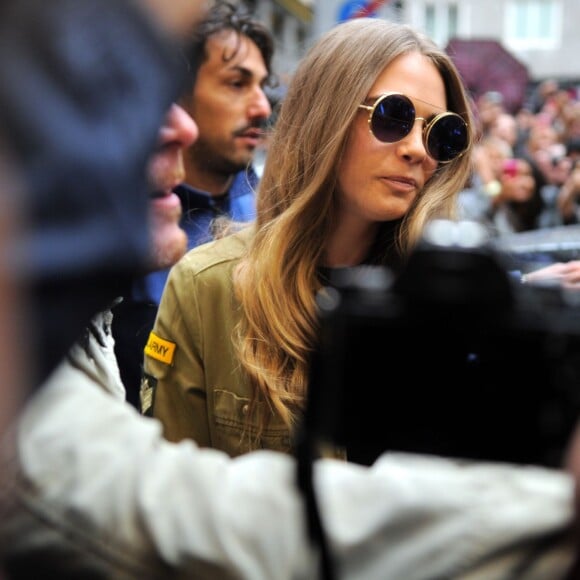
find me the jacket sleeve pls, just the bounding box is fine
[142,254,212,446]
[0,350,577,579]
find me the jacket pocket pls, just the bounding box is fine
[213,389,292,455]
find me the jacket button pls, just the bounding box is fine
[242,404,249,415]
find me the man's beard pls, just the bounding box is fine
[149,226,187,271]
[188,139,251,176]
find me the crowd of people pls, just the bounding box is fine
[2,1,580,579]
[459,82,580,237]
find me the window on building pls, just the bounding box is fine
[505,0,561,50]
[272,7,284,40]
[296,23,307,52]
[424,2,459,47]
[448,4,458,38]
[385,0,404,22]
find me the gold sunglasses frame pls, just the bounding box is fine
[357,92,470,164]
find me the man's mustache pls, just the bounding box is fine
[233,118,271,137]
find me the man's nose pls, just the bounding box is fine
[248,86,273,119]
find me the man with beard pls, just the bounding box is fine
[112,0,276,408]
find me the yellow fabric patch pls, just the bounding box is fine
[144,331,176,365]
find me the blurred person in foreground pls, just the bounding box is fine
[0,153,27,445]
[0,0,208,388]
[113,0,275,408]
[0,100,199,578]
[1,6,580,580]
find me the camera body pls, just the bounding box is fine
[306,221,580,467]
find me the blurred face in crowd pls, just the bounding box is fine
[501,158,536,203]
[182,30,272,193]
[147,104,198,271]
[481,135,512,177]
[527,121,572,185]
[476,91,505,133]
[490,113,518,149]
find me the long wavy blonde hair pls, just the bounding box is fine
[234,18,475,434]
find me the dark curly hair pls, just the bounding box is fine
[182,1,276,92]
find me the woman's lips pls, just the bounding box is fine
[382,175,418,193]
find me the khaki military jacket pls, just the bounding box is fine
[142,226,294,456]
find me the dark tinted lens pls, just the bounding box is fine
[371,94,415,142]
[426,114,469,162]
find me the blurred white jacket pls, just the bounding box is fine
[0,310,577,579]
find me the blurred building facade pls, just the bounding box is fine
[243,0,580,88]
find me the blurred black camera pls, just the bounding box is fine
[305,220,580,467]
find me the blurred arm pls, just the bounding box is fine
[0,344,576,579]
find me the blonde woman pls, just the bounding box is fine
[142,17,474,456]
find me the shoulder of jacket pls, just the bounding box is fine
[175,226,254,277]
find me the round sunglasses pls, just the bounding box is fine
[358,92,470,163]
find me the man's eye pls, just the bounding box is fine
[226,77,247,89]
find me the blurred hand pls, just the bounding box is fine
[523,260,580,290]
[523,260,580,289]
